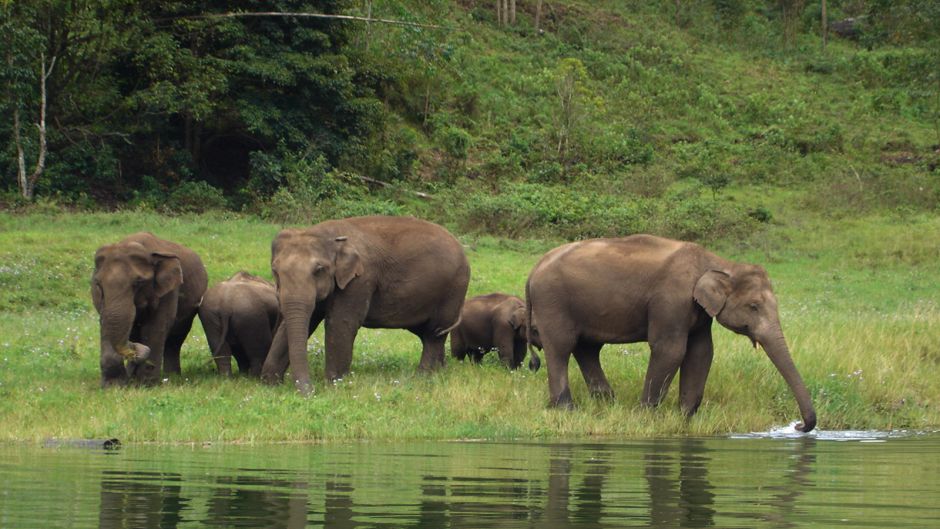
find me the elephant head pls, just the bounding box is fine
[91,242,181,384]
[694,265,816,432]
[270,230,364,389]
[508,305,541,371]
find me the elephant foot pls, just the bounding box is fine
[100,375,128,389]
[549,388,575,410]
[590,388,615,401]
[293,378,314,397]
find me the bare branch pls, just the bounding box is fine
[166,11,450,30]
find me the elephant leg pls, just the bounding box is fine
[324,317,360,381]
[494,326,517,369]
[235,323,273,378]
[417,332,447,371]
[450,332,468,361]
[261,322,289,384]
[216,343,235,377]
[163,313,195,376]
[203,319,232,376]
[573,341,613,400]
[642,331,687,407]
[134,323,169,385]
[542,330,577,409]
[470,349,485,364]
[100,351,129,388]
[679,326,714,417]
[262,314,323,384]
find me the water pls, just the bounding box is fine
[2,432,939,528]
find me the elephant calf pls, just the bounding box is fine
[199,271,278,377]
[450,293,541,371]
[91,232,207,387]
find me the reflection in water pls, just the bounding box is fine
[207,473,309,528]
[4,436,930,529]
[645,439,715,528]
[98,471,186,529]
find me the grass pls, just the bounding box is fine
[1,208,938,443]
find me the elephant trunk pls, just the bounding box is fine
[760,331,817,433]
[99,304,136,382]
[282,298,315,395]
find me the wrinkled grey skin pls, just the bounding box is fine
[261,216,471,395]
[91,233,207,387]
[198,271,278,377]
[450,293,541,371]
[526,234,816,432]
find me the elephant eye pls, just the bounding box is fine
[749,302,759,311]
[314,264,326,274]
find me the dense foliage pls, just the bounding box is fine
[2,0,939,241]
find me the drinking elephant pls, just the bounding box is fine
[526,234,816,432]
[261,215,471,395]
[450,293,541,370]
[198,271,278,377]
[91,232,208,387]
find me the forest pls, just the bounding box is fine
[2,0,938,242]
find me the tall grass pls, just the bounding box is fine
[0,209,938,443]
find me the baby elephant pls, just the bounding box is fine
[198,271,278,377]
[450,293,541,371]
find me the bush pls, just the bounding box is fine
[167,181,228,214]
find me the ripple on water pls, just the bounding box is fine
[729,420,924,442]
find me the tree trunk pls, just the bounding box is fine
[535,0,543,32]
[510,0,516,24]
[14,107,27,198]
[496,0,502,26]
[821,0,828,51]
[14,53,55,200]
[675,0,681,26]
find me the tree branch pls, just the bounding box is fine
[165,11,450,30]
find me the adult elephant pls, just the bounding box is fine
[526,234,816,432]
[91,232,208,387]
[198,271,278,377]
[261,216,471,395]
[450,293,541,371]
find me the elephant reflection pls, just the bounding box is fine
[537,444,614,527]
[207,475,308,528]
[758,438,816,528]
[98,471,186,529]
[644,439,716,528]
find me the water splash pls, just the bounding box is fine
[730,421,915,442]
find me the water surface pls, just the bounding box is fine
[2,432,938,528]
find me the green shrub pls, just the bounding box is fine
[167,181,228,214]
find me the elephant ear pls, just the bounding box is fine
[152,252,183,298]
[508,307,525,331]
[694,269,731,317]
[334,238,364,290]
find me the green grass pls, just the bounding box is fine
[1,208,938,443]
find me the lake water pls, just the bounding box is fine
[2,430,939,528]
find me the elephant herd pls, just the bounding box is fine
[91,215,816,432]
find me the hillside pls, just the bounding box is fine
[3,1,938,245]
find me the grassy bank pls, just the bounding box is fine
[1,208,939,443]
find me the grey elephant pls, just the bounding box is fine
[91,232,208,387]
[450,293,541,370]
[261,215,471,395]
[526,234,816,432]
[198,271,278,377]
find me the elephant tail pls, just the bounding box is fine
[525,278,542,371]
[434,316,462,337]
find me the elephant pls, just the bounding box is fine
[450,293,541,370]
[261,215,471,395]
[198,271,278,377]
[526,234,816,432]
[91,232,208,387]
